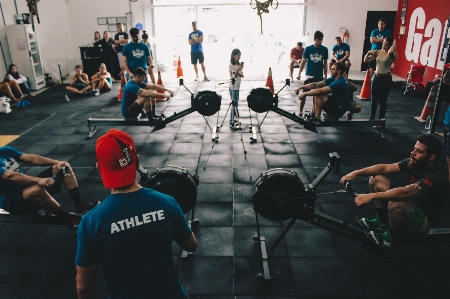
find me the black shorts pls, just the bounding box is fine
[7,167,62,214]
[368,59,376,70]
[74,82,86,90]
[191,52,204,64]
[124,102,144,119]
[304,77,323,85]
[322,96,344,118]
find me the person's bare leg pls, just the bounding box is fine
[193,64,199,79]
[0,83,21,102]
[8,81,23,98]
[22,185,60,213]
[66,86,82,94]
[201,63,207,78]
[149,68,156,84]
[54,164,78,191]
[314,95,328,117]
[289,61,294,79]
[368,175,390,209]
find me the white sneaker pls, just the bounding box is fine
[203,77,210,82]
[194,76,199,81]
[94,91,100,97]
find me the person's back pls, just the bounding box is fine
[77,188,189,298]
[76,129,194,298]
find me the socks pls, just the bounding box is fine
[376,207,389,225]
[54,206,73,222]
[68,187,83,209]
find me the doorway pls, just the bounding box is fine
[360,11,397,71]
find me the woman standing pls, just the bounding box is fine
[5,64,33,97]
[364,37,397,119]
[229,48,244,128]
[141,30,156,84]
[92,31,101,44]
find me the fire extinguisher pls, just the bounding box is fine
[343,30,349,43]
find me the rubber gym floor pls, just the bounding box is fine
[0,76,449,299]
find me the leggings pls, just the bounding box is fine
[370,73,392,119]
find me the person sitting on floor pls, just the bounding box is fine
[295,62,351,123]
[66,65,92,95]
[91,63,112,96]
[340,134,448,247]
[5,64,34,98]
[122,67,174,126]
[0,146,98,228]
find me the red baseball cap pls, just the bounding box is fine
[95,129,137,189]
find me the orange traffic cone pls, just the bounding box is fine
[266,67,274,94]
[356,70,371,100]
[414,86,436,122]
[156,71,166,101]
[176,55,183,78]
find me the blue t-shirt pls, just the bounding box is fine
[332,43,350,60]
[324,76,352,116]
[0,146,23,210]
[189,30,203,53]
[122,42,151,74]
[76,188,192,299]
[121,80,147,116]
[302,45,329,79]
[444,105,450,127]
[370,29,391,50]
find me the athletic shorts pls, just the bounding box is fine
[444,125,450,159]
[322,96,343,118]
[124,102,143,119]
[404,202,430,233]
[7,167,62,214]
[74,83,86,90]
[304,77,323,85]
[190,52,204,64]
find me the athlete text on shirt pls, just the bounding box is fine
[111,210,165,234]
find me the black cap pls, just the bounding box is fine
[192,21,197,25]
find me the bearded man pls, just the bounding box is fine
[340,134,448,247]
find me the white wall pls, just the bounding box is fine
[0,0,398,81]
[304,0,398,71]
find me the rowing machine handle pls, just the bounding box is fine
[344,182,357,197]
[51,166,66,181]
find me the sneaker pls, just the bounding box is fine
[311,116,322,125]
[358,217,382,230]
[76,201,100,214]
[203,77,210,82]
[194,76,199,81]
[368,230,397,247]
[65,214,81,229]
[346,111,353,120]
[94,91,100,97]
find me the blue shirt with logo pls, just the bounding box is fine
[189,30,203,53]
[332,43,350,60]
[0,146,23,210]
[303,45,329,79]
[122,42,151,74]
[370,29,391,50]
[76,188,192,299]
[324,76,352,116]
[121,80,147,116]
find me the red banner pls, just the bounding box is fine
[392,0,450,84]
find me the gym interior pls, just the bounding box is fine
[0,0,449,298]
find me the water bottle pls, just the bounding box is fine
[425,116,431,132]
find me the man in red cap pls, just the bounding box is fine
[76,129,197,299]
